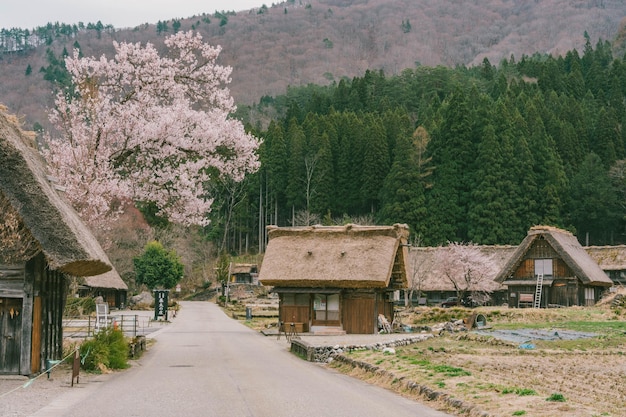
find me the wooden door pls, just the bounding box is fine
[342,297,375,334]
[0,298,23,374]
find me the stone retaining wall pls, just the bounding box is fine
[290,334,433,363]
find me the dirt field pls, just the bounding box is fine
[330,305,626,417]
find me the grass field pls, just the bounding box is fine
[331,305,626,417]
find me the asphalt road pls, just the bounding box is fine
[34,301,453,417]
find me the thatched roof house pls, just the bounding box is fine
[0,109,111,276]
[0,107,113,375]
[494,226,612,307]
[259,224,409,334]
[229,263,258,284]
[585,245,626,286]
[260,223,409,289]
[80,269,128,308]
[408,245,517,303]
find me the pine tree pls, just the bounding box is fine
[360,114,389,213]
[378,126,432,235]
[285,118,306,213]
[569,152,620,245]
[425,88,477,244]
[524,97,568,226]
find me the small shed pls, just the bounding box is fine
[0,108,112,375]
[258,223,409,334]
[229,263,258,284]
[494,226,613,307]
[79,269,128,309]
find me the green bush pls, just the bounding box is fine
[546,393,566,402]
[80,328,129,372]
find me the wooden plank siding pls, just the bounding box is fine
[342,296,375,334]
[31,296,41,374]
[41,267,66,365]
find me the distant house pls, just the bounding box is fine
[229,263,258,284]
[407,245,516,306]
[0,108,112,375]
[585,245,626,287]
[78,269,128,309]
[495,226,613,307]
[258,224,409,334]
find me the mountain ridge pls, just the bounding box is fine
[1,0,626,130]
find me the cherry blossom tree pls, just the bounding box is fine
[434,241,499,304]
[42,31,259,227]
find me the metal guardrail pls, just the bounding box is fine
[62,314,155,338]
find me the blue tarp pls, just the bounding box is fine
[473,328,597,344]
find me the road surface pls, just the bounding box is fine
[34,301,454,417]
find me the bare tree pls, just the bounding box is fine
[406,237,429,307]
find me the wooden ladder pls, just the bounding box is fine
[534,273,544,308]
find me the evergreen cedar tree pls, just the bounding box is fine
[43,31,260,228]
[248,38,625,249]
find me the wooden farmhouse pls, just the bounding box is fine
[258,224,409,334]
[78,269,128,309]
[495,226,613,307]
[0,109,112,376]
[229,263,258,284]
[407,245,517,306]
[585,245,626,287]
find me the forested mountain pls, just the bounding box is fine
[1,0,626,255]
[218,38,626,252]
[1,0,626,131]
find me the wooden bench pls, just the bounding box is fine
[518,293,534,308]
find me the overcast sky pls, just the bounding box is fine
[0,0,265,30]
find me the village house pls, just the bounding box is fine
[406,227,625,308]
[77,268,128,309]
[0,108,113,375]
[585,245,626,287]
[229,263,258,284]
[494,226,614,307]
[406,245,516,306]
[258,223,409,334]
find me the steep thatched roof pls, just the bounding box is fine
[83,268,128,290]
[0,108,111,276]
[494,226,612,286]
[408,245,517,292]
[258,224,409,289]
[585,245,626,271]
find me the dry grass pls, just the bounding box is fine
[332,305,626,417]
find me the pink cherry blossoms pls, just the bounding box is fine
[42,31,259,226]
[434,242,500,299]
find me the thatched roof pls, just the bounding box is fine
[258,224,409,289]
[0,108,111,276]
[83,268,128,290]
[584,245,626,271]
[408,245,517,292]
[494,226,612,286]
[231,263,257,274]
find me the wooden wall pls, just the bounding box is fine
[0,253,67,375]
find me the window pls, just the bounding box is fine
[313,294,340,323]
[534,259,553,277]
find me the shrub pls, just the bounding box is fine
[64,297,96,316]
[80,328,129,372]
[546,393,566,402]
